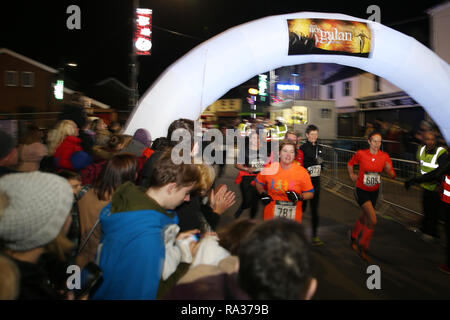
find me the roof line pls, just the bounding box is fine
[95,77,132,91]
[0,48,58,73]
[427,1,450,15]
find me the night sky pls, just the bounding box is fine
[1,0,443,96]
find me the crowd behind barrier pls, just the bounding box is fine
[319,144,435,219]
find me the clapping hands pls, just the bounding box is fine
[209,184,236,215]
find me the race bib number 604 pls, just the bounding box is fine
[363,172,381,187]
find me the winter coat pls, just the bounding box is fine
[95,129,111,147]
[91,182,178,300]
[164,272,249,300]
[53,136,83,171]
[11,256,65,300]
[75,188,110,269]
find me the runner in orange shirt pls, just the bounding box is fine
[347,131,396,262]
[255,140,314,223]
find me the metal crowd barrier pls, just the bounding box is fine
[319,144,422,216]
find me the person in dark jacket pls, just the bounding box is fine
[405,152,450,274]
[300,124,324,246]
[234,131,266,219]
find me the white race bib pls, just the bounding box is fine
[363,172,381,187]
[307,165,321,177]
[249,159,265,173]
[274,201,297,220]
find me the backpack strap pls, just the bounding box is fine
[78,218,100,255]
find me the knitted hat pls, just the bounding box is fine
[133,128,152,148]
[0,130,15,160]
[0,172,74,251]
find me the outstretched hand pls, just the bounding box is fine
[210,184,236,215]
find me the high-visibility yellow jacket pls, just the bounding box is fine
[417,145,447,191]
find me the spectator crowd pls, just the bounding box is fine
[0,105,316,300]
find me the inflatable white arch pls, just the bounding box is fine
[125,12,450,143]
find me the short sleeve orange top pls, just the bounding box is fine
[256,162,314,223]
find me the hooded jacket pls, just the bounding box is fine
[91,182,178,300]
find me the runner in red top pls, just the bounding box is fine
[347,131,396,262]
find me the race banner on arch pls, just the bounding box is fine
[287,19,372,57]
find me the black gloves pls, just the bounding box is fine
[404,178,416,190]
[260,193,273,205]
[286,191,303,203]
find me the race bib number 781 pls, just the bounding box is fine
[274,201,296,220]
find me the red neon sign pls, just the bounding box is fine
[134,8,152,55]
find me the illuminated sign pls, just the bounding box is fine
[258,74,268,102]
[277,84,300,91]
[135,8,152,55]
[248,88,259,95]
[288,19,372,57]
[210,99,242,112]
[54,80,64,100]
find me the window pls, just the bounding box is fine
[310,79,318,100]
[328,85,334,99]
[374,75,381,92]
[5,71,18,86]
[21,72,35,87]
[343,81,351,96]
[320,108,332,118]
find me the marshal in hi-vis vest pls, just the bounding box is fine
[270,124,288,140]
[417,145,447,191]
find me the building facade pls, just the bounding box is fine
[0,48,110,129]
[321,66,427,137]
[428,1,450,64]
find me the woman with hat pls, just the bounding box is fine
[0,172,75,299]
